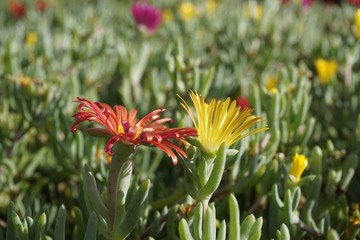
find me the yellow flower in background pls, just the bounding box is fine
[314,58,338,84]
[25,32,38,48]
[96,148,112,165]
[354,9,360,39]
[349,203,360,227]
[163,9,173,22]
[180,91,268,153]
[243,3,263,22]
[206,0,217,13]
[290,153,308,182]
[18,75,32,90]
[254,4,263,22]
[265,75,279,94]
[178,2,198,21]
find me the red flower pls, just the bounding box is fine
[348,0,360,6]
[236,96,251,109]
[9,2,26,19]
[131,2,162,34]
[37,0,48,12]
[71,98,197,165]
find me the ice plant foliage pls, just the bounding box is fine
[290,153,308,182]
[180,91,268,153]
[314,58,338,84]
[131,2,162,34]
[71,98,197,165]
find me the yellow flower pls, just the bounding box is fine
[96,148,112,165]
[265,75,279,94]
[25,32,38,48]
[206,0,217,13]
[243,3,263,22]
[180,91,268,153]
[18,75,32,90]
[254,4,263,22]
[163,9,173,22]
[178,2,198,21]
[314,58,338,84]
[354,9,360,39]
[349,203,360,227]
[290,153,308,182]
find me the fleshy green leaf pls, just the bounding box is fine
[54,205,66,240]
[217,221,226,240]
[82,164,109,221]
[229,194,240,240]
[203,203,216,240]
[34,213,47,240]
[84,212,97,240]
[114,179,150,239]
[179,219,194,240]
[276,224,290,240]
[248,217,263,240]
[240,215,256,240]
[271,184,284,209]
[192,202,203,240]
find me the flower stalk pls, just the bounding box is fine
[196,143,226,202]
[107,143,134,229]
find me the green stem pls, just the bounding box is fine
[201,199,209,217]
[196,143,226,201]
[297,219,323,239]
[151,186,186,210]
[108,157,123,230]
[107,143,134,230]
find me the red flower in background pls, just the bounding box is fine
[37,0,48,12]
[131,2,162,34]
[281,0,291,4]
[348,0,360,6]
[9,2,26,19]
[236,96,251,109]
[71,98,197,165]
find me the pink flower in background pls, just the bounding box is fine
[303,0,313,7]
[131,2,162,34]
